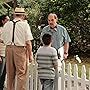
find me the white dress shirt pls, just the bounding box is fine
[1,18,33,46]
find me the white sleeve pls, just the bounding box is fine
[25,23,33,41]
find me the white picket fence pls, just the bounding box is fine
[5,60,90,90]
[27,60,90,90]
[59,61,90,90]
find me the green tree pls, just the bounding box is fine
[0,0,90,56]
[39,0,90,56]
[17,0,41,37]
[0,0,12,16]
[0,2,7,15]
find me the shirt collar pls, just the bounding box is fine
[13,18,22,22]
[50,25,57,29]
[48,25,58,32]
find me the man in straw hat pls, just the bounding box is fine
[0,7,33,90]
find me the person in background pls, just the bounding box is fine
[40,13,71,61]
[0,15,10,90]
[36,34,58,90]
[0,7,33,90]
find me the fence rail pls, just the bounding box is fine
[27,60,90,90]
[60,61,90,90]
[5,60,90,90]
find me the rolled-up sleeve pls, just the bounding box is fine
[63,27,71,42]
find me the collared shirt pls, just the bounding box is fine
[1,18,33,46]
[40,24,71,50]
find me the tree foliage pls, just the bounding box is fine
[38,0,90,56]
[17,0,41,38]
[0,0,90,56]
[0,2,7,15]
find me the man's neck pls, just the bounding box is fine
[14,17,22,21]
[50,24,57,29]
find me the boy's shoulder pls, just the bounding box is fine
[49,46,57,51]
[37,46,57,53]
[38,46,56,50]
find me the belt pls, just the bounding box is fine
[11,42,15,45]
[7,43,26,48]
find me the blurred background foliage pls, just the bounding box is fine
[0,0,90,57]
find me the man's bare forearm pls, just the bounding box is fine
[64,42,69,54]
[63,42,70,59]
[26,40,33,61]
[26,41,32,55]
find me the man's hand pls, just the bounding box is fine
[29,52,34,63]
[64,42,69,59]
[63,53,68,59]
[29,56,34,63]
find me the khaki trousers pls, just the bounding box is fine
[6,45,28,90]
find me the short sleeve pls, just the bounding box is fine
[25,23,33,41]
[40,27,47,42]
[63,27,71,42]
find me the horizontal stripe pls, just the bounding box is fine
[37,58,58,62]
[37,54,57,57]
[38,68,55,71]
[36,47,58,79]
[38,71,55,74]
[38,74,55,79]
[38,76,55,79]
[38,72,55,75]
[38,65,53,68]
[38,68,55,79]
[37,57,58,60]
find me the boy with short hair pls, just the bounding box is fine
[36,34,58,90]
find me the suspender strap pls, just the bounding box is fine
[12,20,20,43]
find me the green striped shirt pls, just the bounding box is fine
[36,46,58,79]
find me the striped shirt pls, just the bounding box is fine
[36,46,58,79]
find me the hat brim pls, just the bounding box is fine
[14,12,26,15]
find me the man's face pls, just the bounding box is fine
[48,15,57,28]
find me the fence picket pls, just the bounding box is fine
[61,61,65,90]
[29,63,33,90]
[73,64,78,90]
[89,68,90,80]
[67,63,72,90]
[81,65,87,90]
[33,61,38,90]
[25,60,90,90]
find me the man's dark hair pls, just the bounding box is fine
[42,34,52,45]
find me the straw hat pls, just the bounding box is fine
[14,7,25,15]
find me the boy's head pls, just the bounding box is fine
[42,34,52,46]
